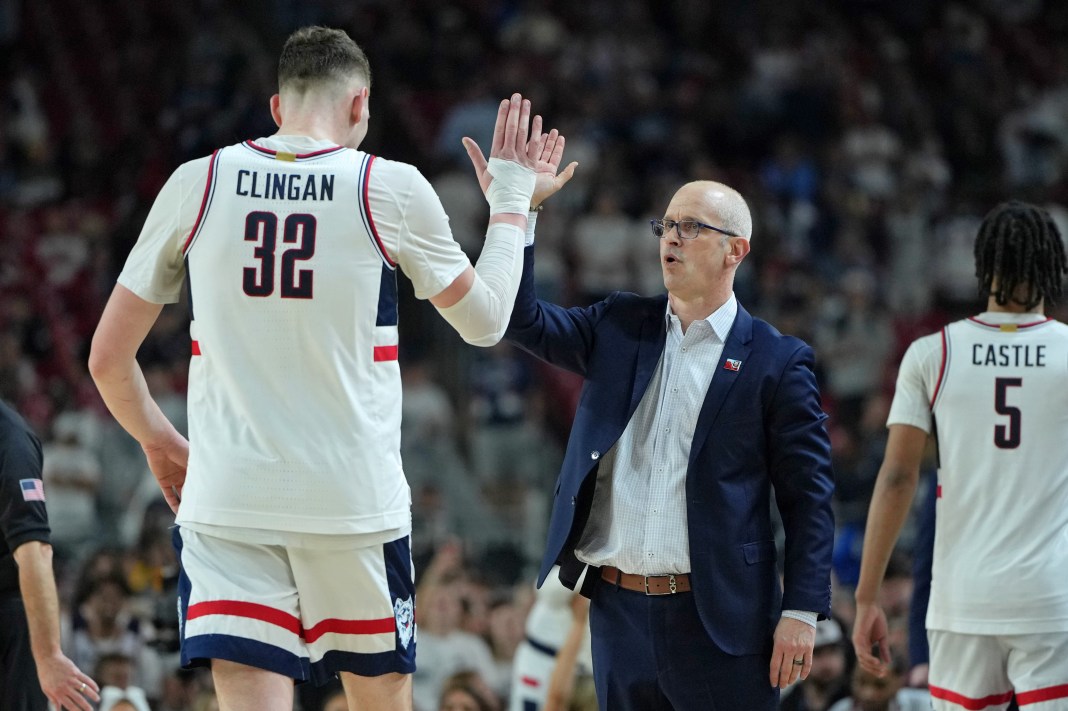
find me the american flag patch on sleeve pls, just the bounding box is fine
[19,479,45,502]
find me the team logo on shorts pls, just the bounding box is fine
[394,596,415,649]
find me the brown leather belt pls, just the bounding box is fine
[600,565,692,596]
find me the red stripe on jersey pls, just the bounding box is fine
[187,600,302,637]
[183,150,219,254]
[930,327,948,408]
[929,686,1014,710]
[244,140,344,160]
[362,156,396,267]
[521,676,541,688]
[191,340,201,356]
[967,316,1052,329]
[303,616,396,644]
[374,345,399,362]
[1017,683,1068,706]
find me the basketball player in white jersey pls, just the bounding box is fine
[508,566,593,711]
[88,26,575,711]
[852,201,1068,710]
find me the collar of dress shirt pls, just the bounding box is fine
[665,293,738,343]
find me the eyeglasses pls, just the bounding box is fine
[650,218,739,240]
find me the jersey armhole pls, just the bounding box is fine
[929,327,948,410]
[182,149,222,256]
[357,154,397,269]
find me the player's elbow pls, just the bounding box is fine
[87,334,125,383]
[879,463,921,491]
[461,329,506,347]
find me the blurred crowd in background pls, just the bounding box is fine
[2,0,1068,709]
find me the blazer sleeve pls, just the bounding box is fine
[505,245,614,376]
[766,342,835,616]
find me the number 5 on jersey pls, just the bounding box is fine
[243,210,317,299]
[994,376,1021,449]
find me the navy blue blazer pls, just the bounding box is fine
[505,246,835,656]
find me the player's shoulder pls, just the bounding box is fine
[364,153,420,181]
[900,329,944,368]
[1044,318,1068,335]
[169,152,217,182]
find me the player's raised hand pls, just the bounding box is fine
[462,93,547,196]
[463,109,575,209]
[489,93,543,168]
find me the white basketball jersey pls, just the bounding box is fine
[888,313,1068,633]
[119,135,470,536]
[179,139,410,534]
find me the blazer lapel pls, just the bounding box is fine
[628,297,669,416]
[688,305,754,468]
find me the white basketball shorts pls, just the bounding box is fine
[929,629,1068,710]
[509,637,560,711]
[173,526,416,685]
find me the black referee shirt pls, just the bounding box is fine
[0,400,49,598]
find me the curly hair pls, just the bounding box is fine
[974,200,1067,309]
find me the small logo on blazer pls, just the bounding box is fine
[724,359,742,371]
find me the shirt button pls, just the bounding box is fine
[591,450,600,460]
[672,387,678,393]
[665,427,670,433]
[681,347,687,352]
[647,553,654,558]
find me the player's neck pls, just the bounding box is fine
[984,296,1045,315]
[273,117,345,146]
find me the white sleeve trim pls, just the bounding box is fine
[781,609,818,628]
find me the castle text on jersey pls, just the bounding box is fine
[971,343,1046,367]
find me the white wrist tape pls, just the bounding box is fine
[437,221,525,346]
[525,211,538,247]
[486,157,536,216]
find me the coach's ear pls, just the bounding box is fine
[270,94,282,128]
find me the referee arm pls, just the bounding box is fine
[13,540,99,709]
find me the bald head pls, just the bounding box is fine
[673,181,753,240]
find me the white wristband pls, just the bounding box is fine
[525,210,538,247]
[486,157,536,216]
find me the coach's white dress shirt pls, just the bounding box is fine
[576,294,738,575]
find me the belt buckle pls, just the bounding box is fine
[644,574,677,596]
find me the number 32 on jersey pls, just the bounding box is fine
[242,210,316,299]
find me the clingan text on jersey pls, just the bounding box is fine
[236,169,336,201]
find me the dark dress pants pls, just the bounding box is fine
[589,574,778,711]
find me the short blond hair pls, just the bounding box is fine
[278,26,371,94]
